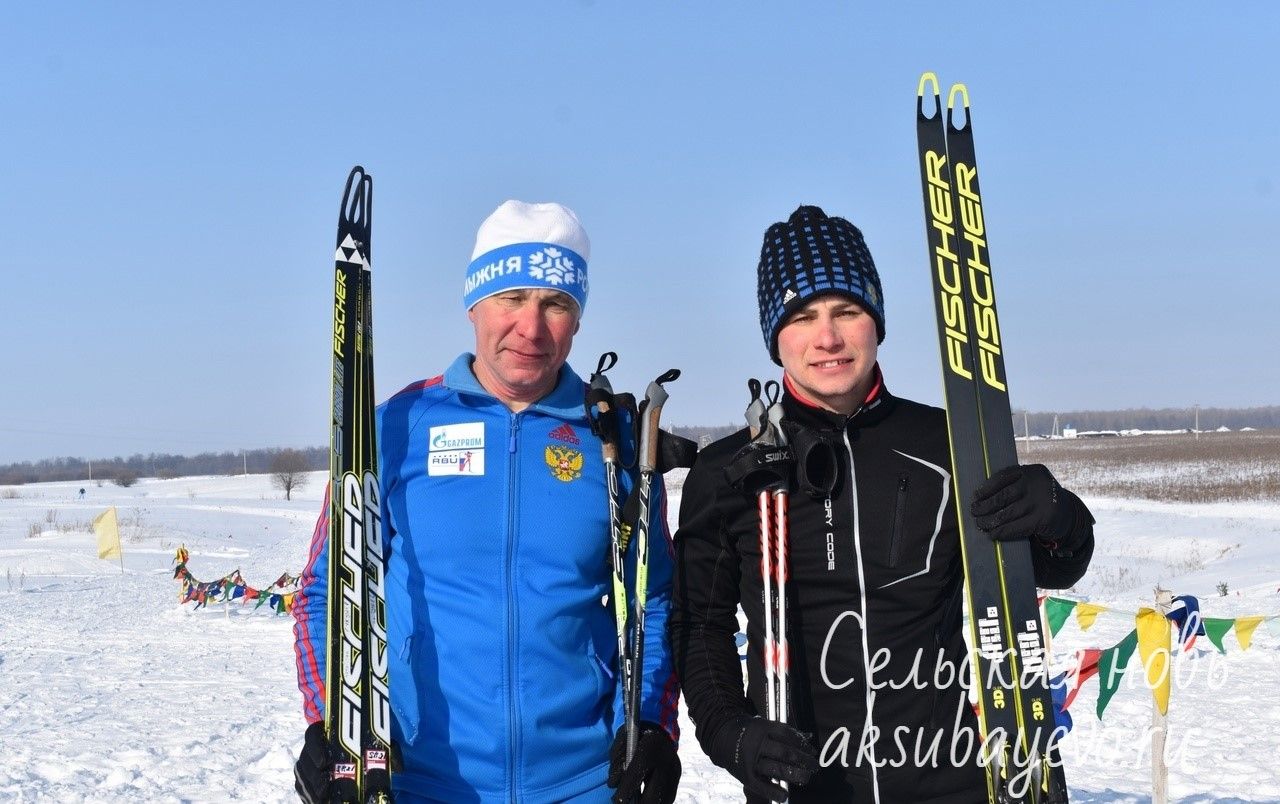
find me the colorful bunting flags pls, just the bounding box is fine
[1135,608,1172,715]
[1266,617,1280,639]
[1202,617,1235,654]
[1234,616,1265,651]
[1039,595,1276,655]
[1045,597,1077,636]
[1060,648,1102,712]
[1096,629,1139,718]
[1165,595,1207,652]
[1075,602,1108,631]
[171,545,299,615]
[1044,591,1280,722]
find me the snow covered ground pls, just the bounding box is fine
[1,471,1277,802]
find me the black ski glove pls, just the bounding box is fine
[607,721,681,804]
[971,463,1080,550]
[707,715,818,802]
[294,721,329,804]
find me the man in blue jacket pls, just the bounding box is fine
[293,200,681,803]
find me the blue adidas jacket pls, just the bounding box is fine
[294,354,679,803]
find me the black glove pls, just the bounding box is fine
[607,721,681,804]
[294,721,330,804]
[972,463,1077,550]
[707,716,818,802]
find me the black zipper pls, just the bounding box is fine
[887,473,910,567]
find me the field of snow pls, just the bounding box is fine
[1,469,1278,802]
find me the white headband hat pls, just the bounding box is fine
[462,200,591,313]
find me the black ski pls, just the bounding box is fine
[326,165,393,803]
[916,74,1063,803]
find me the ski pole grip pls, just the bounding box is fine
[595,396,620,463]
[766,399,789,447]
[639,370,679,473]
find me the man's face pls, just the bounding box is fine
[468,289,579,407]
[776,293,879,416]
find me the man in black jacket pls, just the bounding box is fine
[669,206,1094,803]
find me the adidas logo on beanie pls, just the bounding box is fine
[756,205,885,365]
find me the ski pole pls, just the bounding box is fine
[585,353,636,764]
[755,382,792,802]
[627,368,680,762]
[728,379,795,802]
[766,393,792,739]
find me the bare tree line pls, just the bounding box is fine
[0,447,326,486]
[1013,405,1280,436]
[675,406,1280,445]
[3,405,1276,485]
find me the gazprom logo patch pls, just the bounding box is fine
[428,422,485,476]
[429,422,484,451]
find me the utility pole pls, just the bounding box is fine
[1194,404,1200,440]
[1023,410,1031,452]
[242,449,248,476]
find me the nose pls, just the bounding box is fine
[512,302,548,342]
[813,314,843,351]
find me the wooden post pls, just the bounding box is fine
[1151,586,1173,804]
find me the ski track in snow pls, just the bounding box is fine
[1,473,1277,802]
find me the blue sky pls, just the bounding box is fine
[3,4,1277,463]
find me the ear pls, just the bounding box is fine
[467,305,478,325]
[573,318,581,335]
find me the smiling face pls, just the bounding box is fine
[775,293,879,416]
[467,288,580,410]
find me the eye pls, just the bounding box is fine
[542,294,577,316]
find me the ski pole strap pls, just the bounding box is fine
[618,429,699,524]
[585,352,621,460]
[727,378,795,495]
[658,429,698,472]
[788,425,838,499]
[744,379,767,439]
[724,441,794,496]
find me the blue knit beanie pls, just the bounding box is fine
[757,205,885,364]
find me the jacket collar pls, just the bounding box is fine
[780,363,895,432]
[443,353,588,420]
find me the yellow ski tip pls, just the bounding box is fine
[947,82,970,111]
[918,71,940,98]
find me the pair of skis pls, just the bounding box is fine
[324,166,393,803]
[916,74,1065,803]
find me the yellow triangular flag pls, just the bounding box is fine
[1136,607,1171,715]
[1075,602,1108,630]
[93,507,122,561]
[1234,616,1265,651]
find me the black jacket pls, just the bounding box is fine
[669,381,1093,803]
